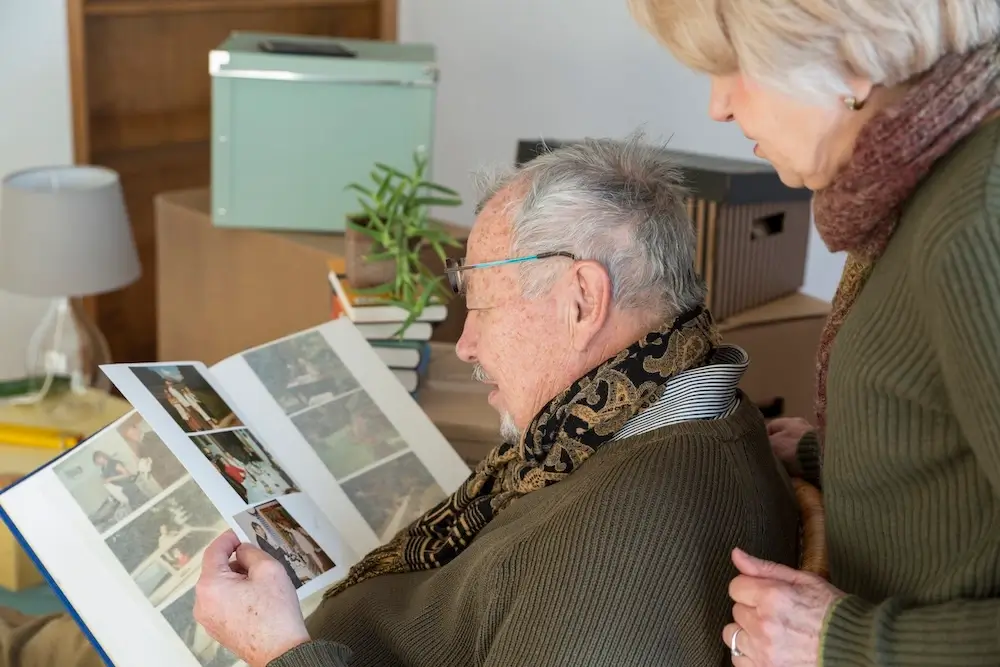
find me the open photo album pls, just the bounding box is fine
[0,317,473,667]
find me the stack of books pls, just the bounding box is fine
[327,259,443,396]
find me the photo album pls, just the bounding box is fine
[0,317,474,667]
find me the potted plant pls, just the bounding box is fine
[344,148,463,335]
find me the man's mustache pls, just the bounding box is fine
[472,364,493,383]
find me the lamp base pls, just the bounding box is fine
[12,297,113,424]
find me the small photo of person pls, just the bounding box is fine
[105,479,229,607]
[341,452,445,543]
[54,413,188,534]
[159,587,237,667]
[190,429,299,504]
[290,390,406,480]
[242,330,360,415]
[131,364,243,433]
[234,500,335,589]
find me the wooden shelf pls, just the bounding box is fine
[70,0,396,363]
[85,0,373,16]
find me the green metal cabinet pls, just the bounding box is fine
[210,32,438,232]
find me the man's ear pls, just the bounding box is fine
[567,260,612,351]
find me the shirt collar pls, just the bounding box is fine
[612,344,750,441]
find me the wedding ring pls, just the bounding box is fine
[730,627,745,658]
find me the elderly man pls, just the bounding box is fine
[192,135,800,666]
[0,135,798,667]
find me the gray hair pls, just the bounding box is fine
[474,132,706,320]
[629,0,1000,105]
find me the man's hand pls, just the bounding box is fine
[722,549,845,666]
[194,530,310,667]
[765,417,812,476]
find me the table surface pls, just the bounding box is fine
[0,391,133,477]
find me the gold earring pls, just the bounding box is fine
[844,95,864,111]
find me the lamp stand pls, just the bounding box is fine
[8,296,112,422]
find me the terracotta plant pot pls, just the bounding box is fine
[345,217,397,289]
[345,216,452,290]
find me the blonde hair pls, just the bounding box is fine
[629,0,1000,104]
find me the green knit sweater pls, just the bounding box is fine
[270,397,799,667]
[798,116,1000,665]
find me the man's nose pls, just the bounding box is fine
[455,313,477,363]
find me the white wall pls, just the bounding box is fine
[0,0,74,381]
[399,0,845,301]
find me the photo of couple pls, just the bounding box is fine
[190,429,299,504]
[54,413,189,534]
[132,364,243,433]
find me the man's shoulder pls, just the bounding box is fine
[561,404,795,534]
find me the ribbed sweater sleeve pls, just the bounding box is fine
[796,430,823,489]
[821,187,1000,665]
[269,640,353,667]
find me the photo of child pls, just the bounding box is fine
[131,364,243,433]
[54,413,189,534]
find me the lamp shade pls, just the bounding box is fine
[0,165,141,298]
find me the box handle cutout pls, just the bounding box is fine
[757,397,785,419]
[750,212,785,240]
[258,40,358,59]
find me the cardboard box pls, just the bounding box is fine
[719,292,830,423]
[516,140,813,321]
[155,188,469,366]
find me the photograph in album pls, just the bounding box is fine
[190,428,299,504]
[54,413,188,534]
[104,478,228,606]
[160,586,239,667]
[234,499,337,589]
[242,330,360,415]
[290,389,407,480]
[133,364,244,433]
[341,452,445,542]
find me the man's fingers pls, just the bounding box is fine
[729,574,776,607]
[732,548,812,585]
[201,530,242,575]
[235,542,283,576]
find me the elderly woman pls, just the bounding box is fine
[629,0,1000,665]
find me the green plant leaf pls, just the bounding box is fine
[361,250,396,262]
[345,182,375,198]
[346,218,385,243]
[374,162,411,180]
[417,181,461,197]
[349,281,397,296]
[412,196,463,208]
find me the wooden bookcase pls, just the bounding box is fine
[67,0,397,364]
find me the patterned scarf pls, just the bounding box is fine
[323,306,720,598]
[811,41,1000,439]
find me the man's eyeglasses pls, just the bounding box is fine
[443,251,577,295]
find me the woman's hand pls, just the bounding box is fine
[765,418,812,476]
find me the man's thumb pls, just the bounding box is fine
[732,547,810,584]
[236,542,279,574]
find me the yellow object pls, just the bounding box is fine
[0,423,82,451]
[0,389,132,591]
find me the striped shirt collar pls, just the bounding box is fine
[612,344,750,441]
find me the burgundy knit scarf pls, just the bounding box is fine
[811,41,1000,440]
